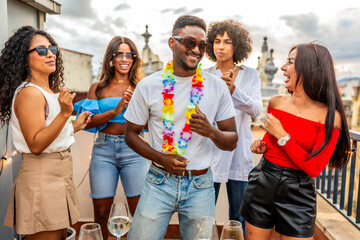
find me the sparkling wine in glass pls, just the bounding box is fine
[194,216,219,240]
[220,220,244,240]
[78,223,103,240]
[107,202,131,240]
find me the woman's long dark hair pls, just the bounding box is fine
[291,43,350,169]
[95,36,143,98]
[0,26,64,125]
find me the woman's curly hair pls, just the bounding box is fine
[206,20,252,63]
[0,26,64,125]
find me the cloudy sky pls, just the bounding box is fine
[45,0,360,83]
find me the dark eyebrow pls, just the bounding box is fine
[185,36,206,42]
[214,37,232,43]
[35,44,53,48]
[183,36,195,40]
[114,51,133,53]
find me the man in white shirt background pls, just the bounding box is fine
[205,19,263,233]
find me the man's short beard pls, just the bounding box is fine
[179,58,198,71]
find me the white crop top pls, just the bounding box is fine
[10,82,75,153]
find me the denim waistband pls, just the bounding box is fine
[260,157,309,179]
[150,164,209,179]
[97,132,124,141]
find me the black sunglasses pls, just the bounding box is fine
[113,51,137,60]
[172,36,211,52]
[27,46,59,56]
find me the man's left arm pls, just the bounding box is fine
[189,105,237,151]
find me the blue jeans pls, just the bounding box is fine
[214,180,247,232]
[89,132,149,198]
[127,165,215,240]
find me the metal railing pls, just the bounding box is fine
[315,129,360,230]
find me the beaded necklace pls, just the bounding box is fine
[161,61,205,155]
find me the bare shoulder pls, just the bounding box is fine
[14,86,46,112]
[268,94,289,108]
[15,86,45,103]
[88,81,99,99]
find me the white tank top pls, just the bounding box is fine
[10,82,75,153]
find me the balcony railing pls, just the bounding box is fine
[315,129,360,230]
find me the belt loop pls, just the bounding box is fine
[59,151,65,160]
[189,170,192,180]
[166,172,170,178]
[98,132,104,141]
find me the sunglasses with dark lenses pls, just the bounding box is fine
[172,36,211,52]
[27,46,59,56]
[113,51,137,60]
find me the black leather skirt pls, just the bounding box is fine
[240,157,316,238]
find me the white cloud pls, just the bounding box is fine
[46,0,360,81]
[114,3,131,11]
[60,0,97,19]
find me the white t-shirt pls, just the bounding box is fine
[205,65,262,182]
[10,82,75,153]
[124,70,236,170]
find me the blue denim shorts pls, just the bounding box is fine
[89,132,149,198]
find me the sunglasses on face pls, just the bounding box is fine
[172,36,211,52]
[27,46,59,56]
[113,51,136,60]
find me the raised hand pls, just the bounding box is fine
[73,111,92,133]
[123,86,133,106]
[250,139,267,154]
[220,69,235,94]
[114,98,126,116]
[189,104,213,138]
[263,113,287,139]
[58,87,76,118]
[113,87,133,116]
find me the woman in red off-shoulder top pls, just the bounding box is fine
[240,43,350,240]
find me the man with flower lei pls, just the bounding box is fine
[124,15,238,240]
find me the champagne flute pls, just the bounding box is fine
[194,216,219,240]
[78,223,103,240]
[220,220,244,240]
[107,202,131,240]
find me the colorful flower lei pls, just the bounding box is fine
[161,61,205,155]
